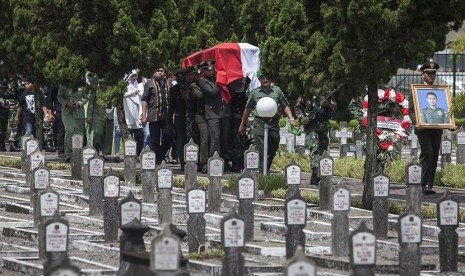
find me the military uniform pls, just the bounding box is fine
[297,97,336,185]
[57,85,88,160]
[0,79,9,151]
[246,85,290,170]
[420,106,449,124]
[189,80,210,171]
[86,87,114,156]
[0,79,21,151]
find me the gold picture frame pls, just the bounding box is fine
[411,84,455,129]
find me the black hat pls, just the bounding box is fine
[200,59,215,71]
[184,66,197,77]
[420,61,439,72]
[173,68,184,79]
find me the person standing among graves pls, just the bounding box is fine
[238,70,295,171]
[57,84,88,162]
[141,67,171,163]
[168,68,187,168]
[46,85,65,158]
[409,61,442,195]
[123,70,144,157]
[198,60,232,165]
[187,67,210,173]
[4,77,21,152]
[297,95,337,185]
[86,79,114,158]
[14,79,51,139]
[0,77,10,151]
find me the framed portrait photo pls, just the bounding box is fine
[411,84,455,129]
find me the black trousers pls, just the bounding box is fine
[129,128,144,157]
[53,111,65,153]
[207,117,230,160]
[417,129,442,188]
[148,121,170,163]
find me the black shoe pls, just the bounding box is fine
[44,146,56,152]
[64,157,71,163]
[9,145,20,152]
[422,187,436,195]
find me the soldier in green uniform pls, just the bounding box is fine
[0,77,10,151]
[239,70,295,171]
[297,96,337,185]
[1,77,21,151]
[57,85,88,162]
[86,79,114,157]
[409,61,444,195]
[420,92,449,124]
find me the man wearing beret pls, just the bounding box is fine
[409,61,443,195]
[239,70,295,171]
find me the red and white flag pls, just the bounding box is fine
[182,42,260,104]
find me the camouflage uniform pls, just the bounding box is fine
[297,97,336,185]
[0,79,8,151]
[4,79,21,151]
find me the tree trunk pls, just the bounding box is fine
[362,81,379,210]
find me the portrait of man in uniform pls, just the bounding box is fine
[411,84,455,129]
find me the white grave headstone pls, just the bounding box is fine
[142,151,156,170]
[352,232,376,265]
[34,168,50,190]
[104,175,120,197]
[45,223,68,252]
[238,178,254,199]
[40,193,59,217]
[439,200,459,225]
[287,199,306,225]
[188,190,206,213]
[400,215,422,243]
[157,168,173,189]
[224,219,245,247]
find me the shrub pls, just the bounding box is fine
[440,164,465,188]
[271,152,310,172]
[384,160,407,183]
[329,120,339,130]
[259,173,286,194]
[348,119,359,130]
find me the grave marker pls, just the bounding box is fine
[437,190,459,272]
[372,172,390,239]
[408,132,418,158]
[42,211,70,272]
[38,185,60,260]
[398,209,422,275]
[221,208,245,276]
[71,133,84,180]
[236,169,255,242]
[119,191,142,226]
[140,146,156,203]
[103,168,120,242]
[150,224,181,275]
[335,122,353,157]
[285,191,307,258]
[405,159,422,214]
[124,137,138,186]
[349,222,376,276]
[285,160,302,198]
[286,132,295,153]
[187,181,206,253]
[208,151,224,213]
[284,246,316,276]
[244,145,260,200]
[354,128,364,159]
[184,139,199,193]
[156,162,173,224]
[82,146,96,195]
[45,259,81,276]
[331,185,350,257]
[20,134,33,172]
[118,218,151,275]
[31,161,49,226]
[318,151,334,210]
[456,127,465,164]
[295,133,306,154]
[440,136,452,169]
[88,153,105,216]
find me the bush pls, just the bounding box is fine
[329,120,339,130]
[334,157,364,179]
[384,160,407,183]
[271,151,310,172]
[348,119,359,130]
[440,164,465,188]
[259,173,286,193]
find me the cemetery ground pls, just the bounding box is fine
[0,144,464,275]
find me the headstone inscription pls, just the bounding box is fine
[318,151,334,210]
[405,159,422,214]
[88,153,105,216]
[103,168,120,242]
[118,218,152,275]
[38,185,60,260]
[221,208,245,276]
[244,145,260,200]
[285,191,307,258]
[372,172,390,239]
[436,190,460,272]
[187,181,206,253]
[335,122,353,157]
[42,211,70,273]
[284,246,316,276]
[440,136,452,169]
[208,151,224,213]
[71,133,84,180]
[156,161,173,225]
[398,209,422,276]
[150,224,181,275]
[21,134,34,173]
[119,191,142,227]
[31,161,50,226]
[124,137,138,186]
[295,133,306,154]
[27,146,43,195]
[456,127,465,164]
[82,146,96,195]
[331,185,350,257]
[349,222,376,276]
[184,139,199,194]
[141,146,156,203]
[236,169,255,242]
[353,128,364,159]
[285,160,302,198]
